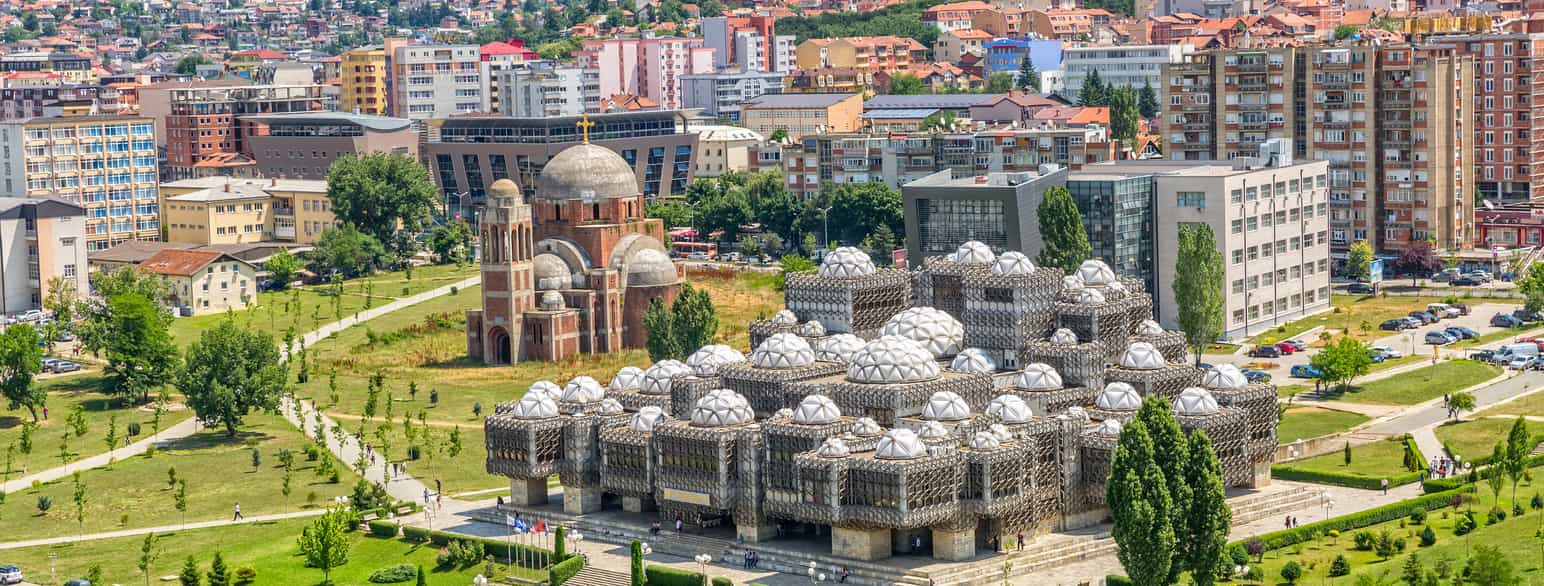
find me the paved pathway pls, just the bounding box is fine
[0,509,326,551]
[0,416,201,494]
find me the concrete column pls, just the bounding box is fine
[932,526,976,561]
[1251,461,1273,488]
[832,526,892,561]
[563,486,604,515]
[737,522,779,543]
[510,478,548,506]
[622,495,656,513]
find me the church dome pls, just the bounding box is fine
[511,393,559,420]
[818,247,877,278]
[814,334,866,363]
[969,431,1001,451]
[626,248,679,287]
[792,394,841,424]
[488,178,522,204]
[952,241,996,264]
[851,417,884,436]
[686,344,747,376]
[526,381,561,402]
[561,376,606,404]
[817,437,851,458]
[629,406,670,433]
[881,307,965,359]
[922,391,972,421]
[1094,418,1123,437]
[847,336,941,384]
[1096,382,1143,411]
[1014,363,1063,391]
[689,389,753,427]
[1049,328,1079,345]
[540,290,565,311]
[1175,387,1220,416]
[949,348,996,374]
[536,143,638,201]
[1077,260,1117,285]
[992,251,1036,276]
[875,429,926,460]
[752,333,816,369]
[609,366,645,392]
[1119,342,1165,370]
[641,360,691,395]
[533,254,572,290]
[1203,364,1248,391]
[987,395,1033,424]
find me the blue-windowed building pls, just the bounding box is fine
[985,38,1063,80]
[0,115,161,251]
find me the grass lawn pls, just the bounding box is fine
[1478,387,1544,418]
[345,263,478,298]
[1433,417,1524,462]
[0,412,360,541]
[1368,354,1423,373]
[0,372,189,477]
[1278,407,1370,444]
[1318,360,1500,405]
[0,517,544,586]
[1285,436,1409,479]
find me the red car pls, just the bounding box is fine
[1275,342,1297,355]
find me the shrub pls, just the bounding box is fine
[1454,513,1476,536]
[1228,543,1249,566]
[647,565,716,586]
[1394,538,1407,553]
[234,566,256,585]
[36,495,50,512]
[368,564,418,583]
[473,402,482,417]
[1106,577,1132,586]
[368,520,399,538]
[127,421,141,436]
[1239,486,1472,552]
[1243,566,1263,581]
[1271,465,1421,490]
[1486,507,1506,525]
[550,555,585,586]
[1420,525,1437,546]
[1409,509,1426,524]
[1354,530,1377,551]
[402,526,430,543]
[1281,561,1302,584]
[1330,555,1351,577]
[712,578,733,586]
[1245,537,1266,562]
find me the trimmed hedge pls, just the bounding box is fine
[1235,485,1472,552]
[1269,465,1422,490]
[394,527,554,570]
[368,520,399,538]
[549,554,585,586]
[1107,575,1132,586]
[646,565,712,586]
[1404,435,1426,474]
[713,577,733,586]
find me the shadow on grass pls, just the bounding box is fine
[158,429,278,452]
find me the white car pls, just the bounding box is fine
[1510,355,1533,370]
[1370,345,1404,359]
[0,565,21,585]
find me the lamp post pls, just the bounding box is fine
[807,561,818,585]
[820,206,833,250]
[571,531,585,559]
[1324,497,1336,523]
[696,553,714,586]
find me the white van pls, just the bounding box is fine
[1427,303,1461,319]
[1493,343,1541,364]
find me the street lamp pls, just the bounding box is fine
[696,554,714,586]
[1324,498,1336,522]
[807,561,818,585]
[819,206,833,250]
[570,531,585,559]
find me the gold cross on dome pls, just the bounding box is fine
[577,113,595,144]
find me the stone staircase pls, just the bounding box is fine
[1229,485,1325,527]
[566,566,631,586]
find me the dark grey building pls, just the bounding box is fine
[901,166,1069,264]
[1065,170,1157,293]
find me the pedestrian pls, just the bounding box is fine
[424,488,430,505]
[41,406,46,420]
[1285,516,1291,530]
[436,478,442,496]
[496,495,504,507]
[1381,477,1389,495]
[232,502,244,521]
[1017,532,1024,552]
[675,515,683,533]
[840,567,850,583]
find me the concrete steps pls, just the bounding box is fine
[1229,486,1325,527]
[566,566,632,586]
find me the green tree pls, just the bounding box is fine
[1077,69,1108,106]
[174,55,209,75]
[104,414,119,459]
[630,540,646,586]
[264,248,302,289]
[1487,442,1507,504]
[1172,224,1224,364]
[326,153,439,258]
[919,111,959,132]
[42,275,79,336]
[174,479,188,527]
[308,224,388,278]
[985,72,1015,93]
[1109,85,1139,142]
[1466,545,1514,585]
[1518,261,1544,312]
[888,73,926,94]
[428,220,473,264]
[1346,240,1375,281]
[76,266,170,355]
[1394,240,1443,285]
[769,128,789,143]
[178,556,201,586]
[643,298,676,362]
[0,324,44,421]
[1035,185,1092,273]
[1108,420,1175,586]
[1137,397,1190,584]
[1183,429,1230,586]
[139,532,162,586]
[1017,54,1040,92]
[177,320,287,437]
[1448,392,1476,420]
[670,283,719,356]
[207,551,231,586]
[71,470,86,535]
[827,182,903,245]
[1402,554,1424,586]
[1138,80,1159,118]
[1309,336,1374,391]
[298,507,353,584]
[645,200,694,229]
[103,294,180,404]
[1505,417,1530,506]
[1281,560,1302,584]
[1334,24,1362,40]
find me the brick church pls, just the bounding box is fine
[466,140,683,364]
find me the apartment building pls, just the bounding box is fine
[740,93,863,141]
[1436,33,1544,204]
[136,248,257,315]
[391,44,490,119]
[496,63,601,117]
[159,177,335,245]
[1161,45,1474,254]
[934,29,993,64]
[340,45,389,115]
[1062,44,1193,101]
[575,38,714,111]
[922,1,996,31]
[972,8,1032,37]
[681,69,787,121]
[0,53,93,85]
[702,16,795,73]
[240,111,418,180]
[0,116,160,251]
[0,197,87,312]
[794,37,928,74]
[138,82,330,180]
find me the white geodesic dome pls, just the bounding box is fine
[1072,288,1107,305]
[770,309,798,325]
[561,376,606,404]
[1062,275,1084,290]
[1135,319,1165,336]
[792,394,842,425]
[511,393,559,420]
[953,240,996,264]
[775,408,795,419]
[875,428,926,460]
[1064,406,1089,425]
[1175,387,1220,416]
[798,320,826,337]
[988,423,1013,442]
[1015,363,1063,391]
[918,420,950,439]
[609,366,646,392]
[817,437,851,458]
[851,417,883,436]
[814,334,866,363]
[526,380,561,402]
[987,395,1033,424]
[629,406,671,432]
[1096,382,1143,411]
[1119,342,1165,370]
[540,290,565,311]
[922,390,972,421]
[1203,364,1248,391]
[598,398,625,415]
[846,336,941,384]
[1077,260,1117,285]
[1050,328,1079,345]
[1107,281,1127,294]
[969,431,1002,451]
[690,390,754,427]
[1095,418,1123,437]
[641,360,691,395]
[686,344,747,376]
[949,348,997,374]
[992,251,1036,276]
[752,333,817,369]
[881,307,965,358]
[818,246,878,278]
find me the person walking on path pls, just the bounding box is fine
[232,502,244,521]
[1380,478,1389,495]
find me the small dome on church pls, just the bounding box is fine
[489,178,522,202]
[626,248,679,287]
[540,290,565,311]
[533,254,572,290]
[537,143,639,201]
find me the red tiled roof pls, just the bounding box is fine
[138,249,224,277]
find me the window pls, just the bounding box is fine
[1176,191,1206,208]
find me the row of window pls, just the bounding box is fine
[1230,231,1330,264]
[1230,288,1331,325]
[1227,175,1328,204]
[1228,204,1328,233]
[1230,259,1331,293]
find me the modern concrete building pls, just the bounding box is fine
[391,44,490,119]
[701,16,795,73]
[496,63,601,118]
[1061,44,1192,101]
[0,197,87,311]
[740,93,863,141]
[340,45,390,115]
[690,125,764,178]
[794,37,927,75]
[901,166,1069,263]
[138,82,330,180]
[240,111,418,180]
[1432,33,1544,205]
[0,115,161,251]
[575,38,714,111]
[159,177,335,245]
[680,69,787,122]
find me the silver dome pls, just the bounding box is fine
[1076,260,1117,285]
[1119,342,1165,370]
[1049,328,1079,345]
[689,389,754,427]
[533,254,572,290]
[609,366,646,392]
[918,420,950,439]
[1071,288,1106,305]
[629,406,670,433]
[818,246,877,278]
[991,251,1036,276]
[1014,363,1063,391]
[988,423,1013,441]
[1094,418,1123,437]
[792,394,842,425]
[922,391,972,421]
[526,381,561,401]
[540,290,566,311]
[969,431,1002,451]
[770,309,798,325]
[816,437,851,458]
[1203,364,1248,390]
[751,333,817,369]
[986,395,1033,424]
[626,248,680,287]
[949,348,997,374]
[850,417,883,436]
[1175,387,1220,416]
[875,428,927,460]
[814,334,866,363]
[952,241,996,264]
[775,407,795,419]
[881,307,965,359]
[1135,319,1165,336]
[798,320,826,337]
[1062,275,1084,290]
[511,393,560,420]
[537,143,639,201]
[561,376,606,404]
[597,397,625,415]
[1096,382,1143,411]
[846,336,941,384]
[641,360,691,395]
[685,344,747,376]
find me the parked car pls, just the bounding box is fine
[1409,311,1439,324]
[1427,303,1462,319]
[1280,339,1311,352]
[1274,342,1297,355]
[1492,314,1526,328]
[1197,363,1214,371]
[62,580,90,586]
[1470,349,1496,362]
[1425,331,1458,345]
[1514,309,1543,322]
[50,360,79,373]
[1347,282,1376,294]
[1381,319,1412,331]
[1453,277,1482,286]
[1445,326,1479,340]
[1510,355,1534,369]
[1248,345,1281,358]
[1241,369,1272,383]
[1290,365,1322,378]
[54,331,73,342]
[1370,345,1405,359]
[15,309,42,322]
[0,565,20,585]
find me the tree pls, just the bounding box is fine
[1505,417,1530,507]
[174,55,209,75]
[1488,442,1507,504]
[1394,240,1443,284]
[177,320,287,436]
[429,220,473,264]
[671,283,719,356]
[1467,545,1514,586]
[71,470,86,535]
[139,532,162,586]
[1078,69,1108,106]
[264,249,302,289]
[207,552,231,586]
[1036,185,1092,273]
[919,111,959,132]
[645,200,694,229]
[298,507,353,584]
[630,540,646,586]
[1138,80,1159,119]
[1346,240,1375,281]
[985,72,1015,93]
[1108,420,1174,586]
[1402,554,1424,586]
[77,267,170,354]
[307,224,388,278]
[104,414,119,460]
[1109,85,1140,142]
[178,556,201,586]
[102,294,180,404]
[1334,24,1362,40]
[174,479,188,527]
[769,128,789,143]
[827,182,904,246]
[745,171,802,245]
[326,153,439,258]
[1017,54,1040,92]
[1519,261,1544,313]
[1309,336,1374,391]
[1183,429,1230,586]
[888,73,926,95]
[1281,560,1302,584]
[1136,397,1190,584]
[1173,224,1224,365]
[0,324,44,421]
[42,275,79,335]
[1448,392,1476,420]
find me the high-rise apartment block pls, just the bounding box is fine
[576,38,714,111]
[0,116,161,251]
[495,63,601,118]
[138,82,330,180]
[340,46,389,115]
[391,44,490,119]
[1437,33,1544,204]
[1161,44,1474,253]
[702,16,795,73]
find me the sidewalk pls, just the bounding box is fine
[0,509,325,551]
[0,416,200,494]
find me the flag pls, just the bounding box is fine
[535,519,546,533]
[511,517,529,532]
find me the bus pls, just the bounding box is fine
[671,241,718,260]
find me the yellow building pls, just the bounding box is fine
[159,177,336,245]
[341,46,390,116]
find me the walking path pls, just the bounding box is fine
[0,416,200,494]
[0,509,326,551]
